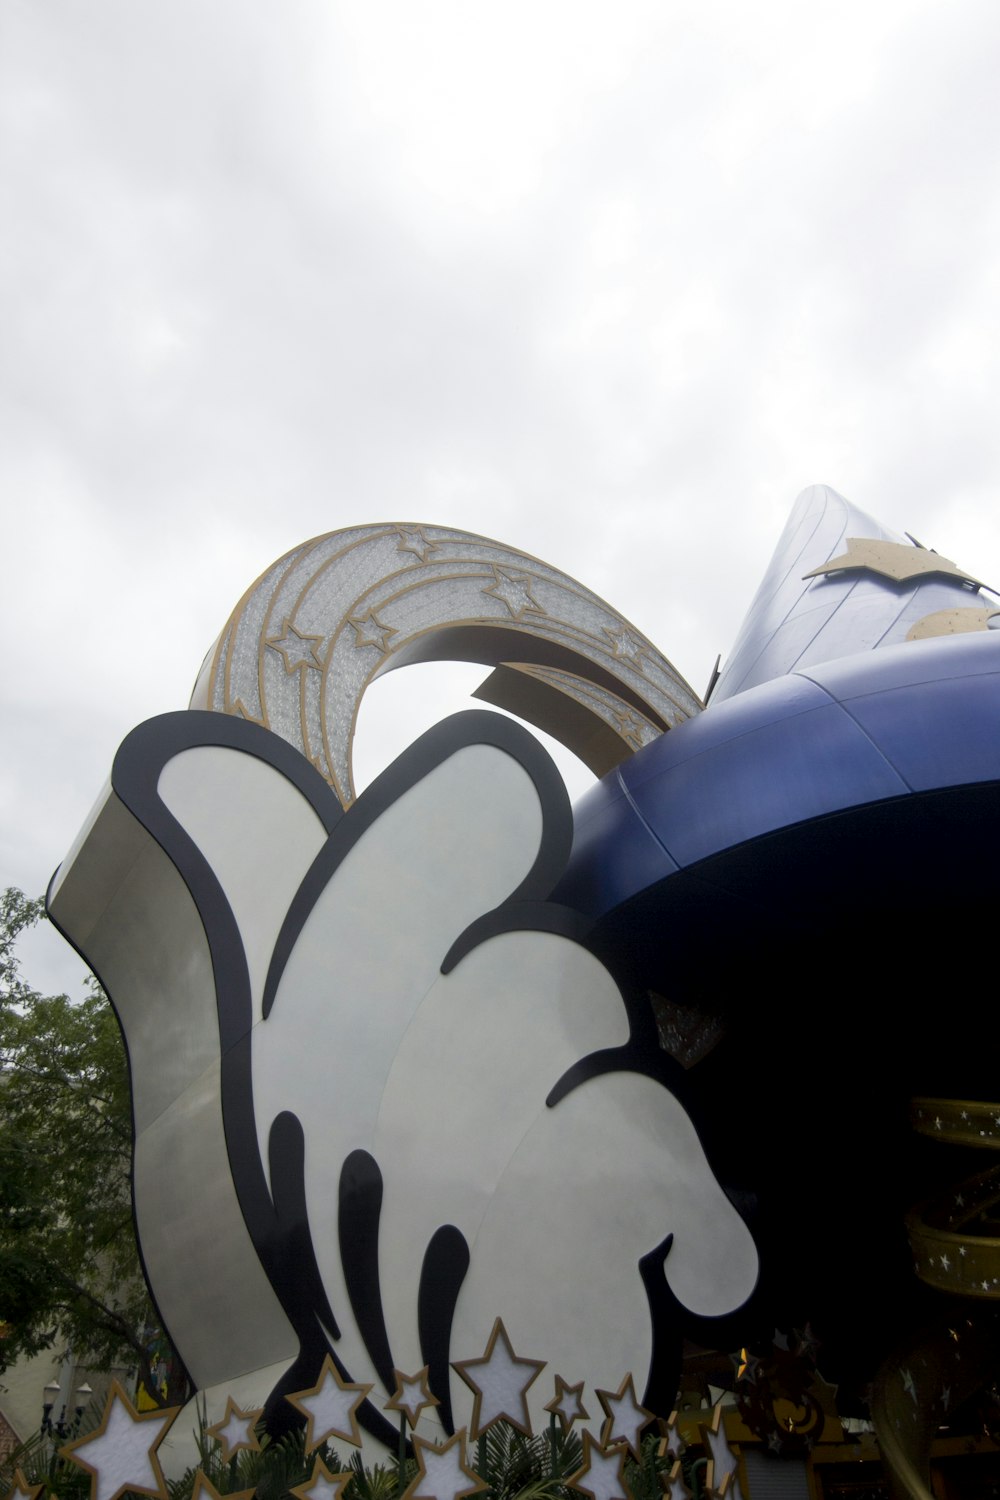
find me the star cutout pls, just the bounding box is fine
[4,1471,43,1500]
[190,1474,255,1500]
[348,611,397,652]
[602,627,649,668]
[385,1367,440,1428]
[567,1432,632,1500]
[291,1455,355,1500]
[698,1403,738,1497]
[206,1396,263,1462]
[482,567,544,619]
[59,1380,179,1500]
[402,1429,488,1500]
[901,1368,917,1403]
[597,1375,654,1460]
[286,1354,373,1452]
[803,537,987,589]
[545,1375,589,1433]
[396,526,439,563]
[452,1318,545,1438]
[266,619,325,674]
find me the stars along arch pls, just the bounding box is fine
[191,523,700,808]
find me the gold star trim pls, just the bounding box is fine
[544,1374,589,1433]
[482,566,545,619]
[266,620,325,674]
[596,1375,655,1460]
[231,697,266,726]
[602,627,649,673]
[4,1470,43,1500]
[452,1317,545,1439]
[697,1403,738,1498]
[59,1379,179,1500]
[567,1432,632,1500]
[348,611,397,652]
[803,537,987,589]
[206,1395,263,1463]
[402,1429,488,1500]
[385,1367,440,1427]
[290,1455,355,1500]
[661,1460,692,1500]
[396,526,439,563]
[191,1474,255,1500]
[906,606,1000,641]
[285,1354,373,1452]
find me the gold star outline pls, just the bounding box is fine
[348,611,397,652]
[190,1474,255,1500]
[566,1431,633,1500]
[266,619,325,674]
[396,526,439,563]
[596,1374,654,1461]
[482,566,545,619]
[544,1374,589,1433]
[401,1428,488,1500]
[452,1317,545,1439]
[697,1403,738,1498]
[285,1354,373,1452]
[803,537,987,589]
[290,1455,355,1500]
[59,1379,179,1500]
[206,1395,263,1463]
[385,1367,440,1427]
[661,1460,692,1500]
[4,1471,43,1500]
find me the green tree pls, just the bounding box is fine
[0,887,188,1406]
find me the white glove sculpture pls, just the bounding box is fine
[49,708,758,1446]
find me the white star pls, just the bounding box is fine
[207,1397,262,1462]
[940,1253,951,1272]
[701,1405,739,1494]
[59,1383,177,1500]
[482,567,543,618]
[545,1376,589,1433]
[402,1430,487,1500]
[291,1457,354,1500]
[567,1433,631,1500]
[286,1355,373,1451]
[385,1368,439,1428]
[453,1318,545,1438]
[901,1368,917,1403]
[597,1376,653,1459]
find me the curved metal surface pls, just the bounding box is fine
[712,485,997,705]
[559,630,1000,921]
[190,523,700,806]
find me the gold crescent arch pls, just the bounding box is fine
[191,522,701,808]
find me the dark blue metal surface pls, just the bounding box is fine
[559,630,1000,921]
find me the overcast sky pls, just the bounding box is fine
[3,0,999,991]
